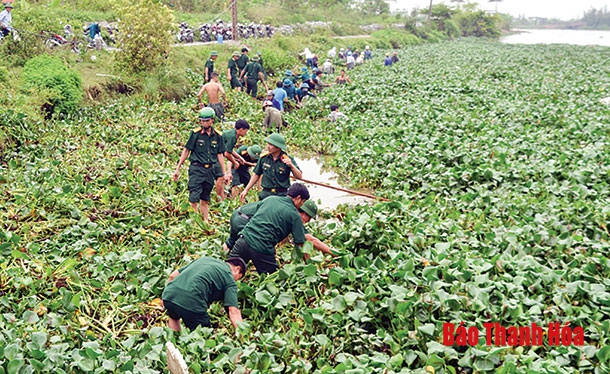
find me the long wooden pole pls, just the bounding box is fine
[232,0,238,41]
[292,176,391,202]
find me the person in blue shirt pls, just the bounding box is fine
[272,81,288,111]
[295,83,316,106]
[384,53,393,66]
[283,78,296,101]
[364,45,372,61]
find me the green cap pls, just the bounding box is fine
[232,51,240,57]
[251,56,260,62]
[264,133,287,151]
[199,107,215,120]
[211,51,219,56]
[247,145,262,160]
[4,3,13,8]
[300,200,318,220]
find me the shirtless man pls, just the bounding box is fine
[197,72,227,121]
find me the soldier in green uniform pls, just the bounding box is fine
[204,51,218,82]
[231,144,261,198]
[173,108,231,221]
[228,183,310,274]
[239,133,302,202]
[223,200,337,258]
[227,51,242,91]
[239,55,268,98]
[236,47,249,86]
[162,256,247,331]
[213,119,250,200]
[257,51,266,77]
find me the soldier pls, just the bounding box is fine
[239,133,302,202]
[214,120,250,200]
[224,200,336,258]
[236,47,249,86]
[162,256,246,331]
[227,51,242,91]
[204,51,219,82]
[230,144,261,198]
[173,108,231,221]
[239,55,268,98]
[229,183,310,274]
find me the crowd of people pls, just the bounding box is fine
[197,46,369,133]
[165,43,395,331]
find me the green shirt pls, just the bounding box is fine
[244,62,264,81]
[235,145,254,164]
[241,196,306,254]
[222,128,238,154]
[205,59,214,80]
[161,256,238,314]
[185,127,226,165]
[236,54,249,71]
[228,58,239,78]
[226,201,261,249]
[253,152,300,190]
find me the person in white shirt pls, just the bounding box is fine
[0,3,13,38]
[346,52,355,70]
[321,58,334,74]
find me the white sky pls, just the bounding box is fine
[389,1,609,20]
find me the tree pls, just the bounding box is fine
[114,0,175,74]
[357,0,390,16]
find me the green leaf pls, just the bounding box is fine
[597,345,610,363]
[418,323,435,336]
[7,359,24,374]
[255,290,273,306]
[11,250,28,260]
[474,358,495,371]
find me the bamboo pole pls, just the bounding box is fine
[292,176,390,202]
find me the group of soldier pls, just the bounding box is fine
[161,42,370,332]
[166,103,337,331]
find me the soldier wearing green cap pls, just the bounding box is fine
[173,107,231,221]
[239,133,302,201]
[257,51,266,77]
[204,51,219,82]
[230,144,261,198]
[227,51,242,91]
[239,55,268,98]
[297,200,337,257]
[236,48,249,86]
[214,119,250,200]
[229,183,310,274]
[223,199,336,258]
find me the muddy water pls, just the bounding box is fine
[295,157,372,210]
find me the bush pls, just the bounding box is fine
[0,8,56,66]
[114,0,175,74]
[22,55,83,116]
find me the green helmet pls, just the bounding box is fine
[247,145,262,160]
[300,200,318,219]
[211,51,219,56]
[264,133,287,151]
[199,107,215,120]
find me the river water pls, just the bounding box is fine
[295,158,372,210]
[500,29,610,47]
